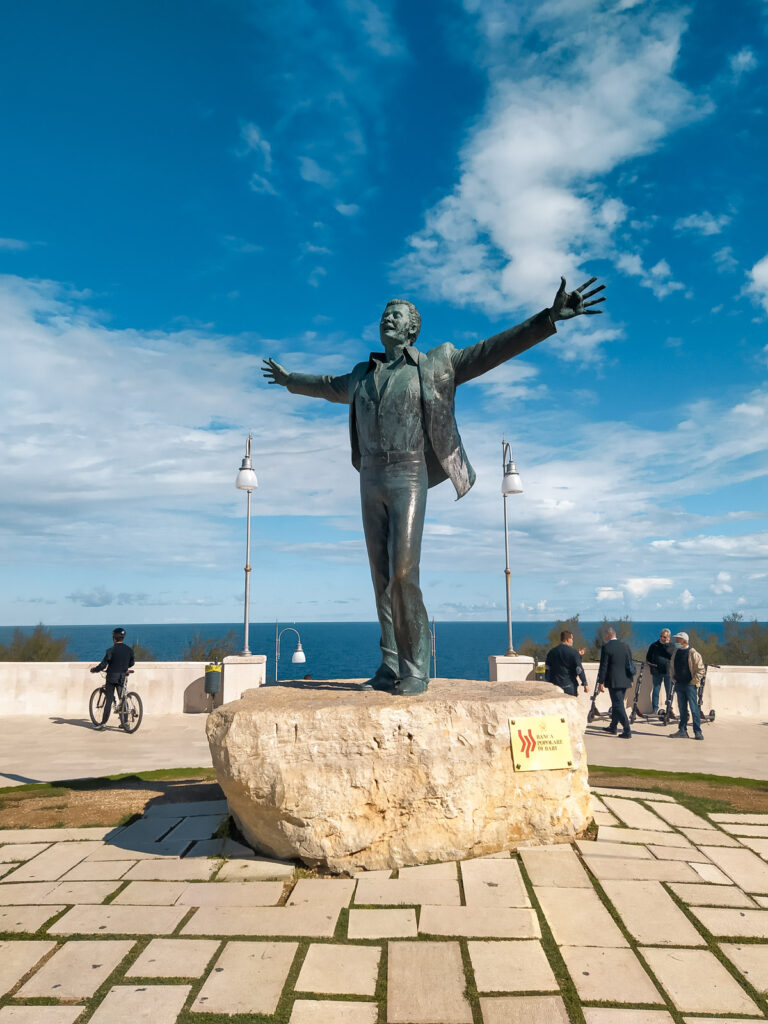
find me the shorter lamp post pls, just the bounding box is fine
[275,623,307,683]
[501,439,523,657]
[235,435,258,656]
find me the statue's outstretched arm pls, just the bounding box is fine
[261,357,352,405]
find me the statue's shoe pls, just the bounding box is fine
[360,669,398,692]
[397,675,428,695]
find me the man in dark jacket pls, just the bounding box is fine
[90,627,135,729]
[646,627,673,713]
[596,625,635,738]
[545,631,588,696]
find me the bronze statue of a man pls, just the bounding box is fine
[263,276,605,694]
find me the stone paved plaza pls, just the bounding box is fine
[0,791,767,1022]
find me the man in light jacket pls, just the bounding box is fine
[669,631,705,740]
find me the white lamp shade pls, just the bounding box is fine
[236,467,258,491]
[501,470,523,495]
[291,642,307,664]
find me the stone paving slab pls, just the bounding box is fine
[711,813,768,823]
[1,842,104,883]
[592,787,674,801]
[347,908,417,938]
[0,882,58,904]
[176,880,284,906]
[144,799,228,817]
[592,810,618,826]
[0,939,56,995]
[48,903,188,935]
[190,940,297,1014]
[601,879,705,946]
[690,862,732,884]
[0,1009,84,1023]
[535,885,627,947]
[354,875,461,906]
[647,844,711,862]
[576,839,653,859]
[0,881,120,904]
[16,938,134,998]
[519,847,592,887]
[690,906,768,937]
[112,818,182,845]
[399,861,458,880]
[60,859,136,881]
[0,828,116,843]
[602,797,672,831]
[181,904,340,937]
[126,937,220,977]
[560,945,663,1003]
[113,881,188,905]
[468,939,557,992]
[596,826,694,847]
[641,945,762,1014]
[186,837,255,858]
[720,942,768,993]
[0,844,50,862]
[700,846,768,893]
[0,905,65,932]
[646,801,715,829]
[387,940,472,1023]
[162,813,227,842]
[287,877,356,908]
[297,942,380,996]
[757,895,768,907]
[670,883,757,907]
[680,827,740,846]
[721,823,768,837]
[88,983,191,1023]
[123,857,218,881]
[479,995,569,1024]
[739,837,768,859]
[290,1001,378,1024]
[419,905,540,938]
[216,856,295,881]
[460,857,531,906]
[85,840,190,861]
[583,855,701,883]
[582,1012,674,1024]
[681,1019,768,1024]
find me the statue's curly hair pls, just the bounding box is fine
[385,298,421,341]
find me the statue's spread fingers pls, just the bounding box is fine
[582,284,605,299]
[577,276,598,292]
[584,297,606,307]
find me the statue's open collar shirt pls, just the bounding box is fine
[355,346,425,455]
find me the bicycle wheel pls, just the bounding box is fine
[89,687,106,726]
[120,691,143,733]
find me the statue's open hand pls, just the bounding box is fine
[550,276,606,322]
[262,357,289,387]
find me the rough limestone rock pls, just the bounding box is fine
[206,678,592,873]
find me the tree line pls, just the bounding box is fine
[517,612,768,667]
[0,624,240,663]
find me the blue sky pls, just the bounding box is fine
[2,0,767,628]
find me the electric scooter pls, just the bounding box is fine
[658,676,678,726]
[628,661,651,725]
[586,677,610,724]
[697,666,718,724]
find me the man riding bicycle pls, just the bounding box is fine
[90,627,135,729]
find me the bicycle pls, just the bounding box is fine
[89,670,143,733]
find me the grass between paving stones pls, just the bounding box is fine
[589,764,768,814]
[663,881,768,1018]
[517,857,586,1024]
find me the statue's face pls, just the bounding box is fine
[379,302,412,348]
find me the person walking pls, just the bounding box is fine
[646,627,674,713]
[545,631,588,696]
[596,625,635,738]
[90,627,135,729]
[668,631,705,740]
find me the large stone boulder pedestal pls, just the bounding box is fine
[206,678,592,874]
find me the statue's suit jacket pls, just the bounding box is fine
[286,309,556,499]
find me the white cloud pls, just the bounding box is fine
[395,2,703,320]
[623,577,673,598]
[745,254,768,314]
[299,157,337,189]
[335,202,360,217]
[679,588,694,608]
[714,246,738,273]
[616,252,684,298]
[240,122,273,172]
[597,587,624,602]
[467,360,545,400]
[674,211,731,235]
[0,238,29,251]
[730,47,757,78]
[711,571,733,594]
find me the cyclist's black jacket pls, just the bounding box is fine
[94,643,135,681]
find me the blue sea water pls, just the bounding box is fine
[0,620,731,681]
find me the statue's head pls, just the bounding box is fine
[380,299,421,348]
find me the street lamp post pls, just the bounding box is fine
[235,435,258,656]
[501,439,523,657]
[275,623,307,683]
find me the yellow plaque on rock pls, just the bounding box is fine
[509,715,574,772]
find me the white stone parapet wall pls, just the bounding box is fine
[0,656,266,716]
[489,656,768,719]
